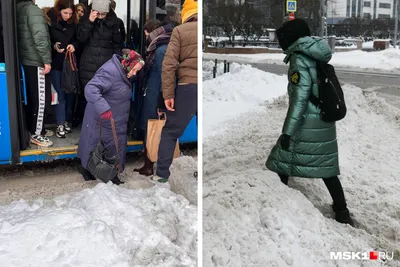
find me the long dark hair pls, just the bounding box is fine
[53,0,77,24]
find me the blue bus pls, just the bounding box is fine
[0,0,197,165]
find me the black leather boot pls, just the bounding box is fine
[78,167,96,181]
[111,176,125,185]
[332,204,354,226]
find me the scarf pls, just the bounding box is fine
[143,24,173,75]
[120,50,144,74]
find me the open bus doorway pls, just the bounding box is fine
[0,0,196,165]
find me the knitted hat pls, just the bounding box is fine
[92,0,110,13]
[276,18,311,51]
[181,0,197,23]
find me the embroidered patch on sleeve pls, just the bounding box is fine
[290,72,300,84]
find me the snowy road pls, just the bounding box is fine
[203,59,400,108]
[251,63,400,109]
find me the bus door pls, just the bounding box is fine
[0,0,31,164]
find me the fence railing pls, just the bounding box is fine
[211,59,231,78]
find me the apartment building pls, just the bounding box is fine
[327,0,397,23]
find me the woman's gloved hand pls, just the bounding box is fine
[100,110,112,120]
[280,134,291,151]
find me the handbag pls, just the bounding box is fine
[87,118,121,183]
[61,50,80,94]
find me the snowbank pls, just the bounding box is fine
[0,181,197,266]
[203,65,400,266]
[203,48,400,71]
[203,64,287,136]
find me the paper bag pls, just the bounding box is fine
[146,116,180,162]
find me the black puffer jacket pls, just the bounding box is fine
[47,8,78,71]
[76,6,123,89]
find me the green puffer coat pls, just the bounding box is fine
[266,36,340,178]
[16,0,51,67]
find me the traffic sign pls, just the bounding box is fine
[287,0,297,12]
[289,13,295,20]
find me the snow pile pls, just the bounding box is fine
[203,65,400,266]
[204,48,400,71]
[0,182,197,267]
[169,156,198,206]
[203,64,287,136]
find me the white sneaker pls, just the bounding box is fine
[56,125,66,138]
[30,135,53,147]
[64,122,72,133]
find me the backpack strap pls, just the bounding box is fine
[292,51,320,107]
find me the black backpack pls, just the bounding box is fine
[297,53,347,122]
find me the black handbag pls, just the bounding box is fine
[87,118,121,183]
[61,50,80,94]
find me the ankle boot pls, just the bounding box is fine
[139,156,154,176]
[332,204,354,226]
[78,166,96,181]
[134,147,150,173]
[111,176,125,185]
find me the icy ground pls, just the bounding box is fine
[203,64,400,267]
[0,155,198,267]
[203,48,400,72]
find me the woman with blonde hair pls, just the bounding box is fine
[75,3,86,21]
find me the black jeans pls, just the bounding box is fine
[279,174,347,211]
[156,84,197,179]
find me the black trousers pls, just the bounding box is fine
[23,65,52,136]
[279,174,347,211]
[156,84,197,179]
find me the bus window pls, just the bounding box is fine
[35,0,80,8]
[157,0,181,25]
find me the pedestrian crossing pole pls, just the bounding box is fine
[395,0,398,49]
[320,0,325,37]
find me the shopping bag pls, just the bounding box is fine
[146,113,180,162]
[61,50,80,94]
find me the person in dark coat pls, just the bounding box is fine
[47,0,78,138]
[133,20,173,176]
[77,50,145,184]
[152,0,198,183]
[74,0,123,126]
[265,19,354,226]
[110,0,126,45]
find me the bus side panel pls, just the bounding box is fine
[179,115,197,143]
[0,64,12,162]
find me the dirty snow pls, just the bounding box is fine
[203,64,400,266]
[204,48,400,72]
[0,157,198,267]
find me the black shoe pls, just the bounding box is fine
[78,167,96,181]
[111,176,125,185]
[332,204,354,226]
[193,171,198,178]
[278,174,289,185]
